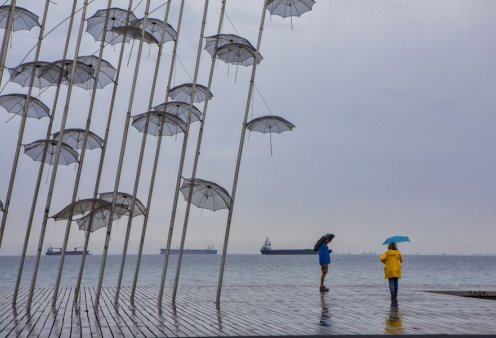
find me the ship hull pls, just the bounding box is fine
[260,249,315,255]
[160,249,217,255]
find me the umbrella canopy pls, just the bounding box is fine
[246,115,295,134]
[131,111,186,137]
[43,59,94,87]
[0,94,50,119]
[111,25,159,45]
[98,191,146,217]
[131,17,176,44]
[75,203,130,232]
[0,6,39,31]
[23,140,79,165]
[86,7,138,45]
[313,234,335,252]
[8,61,55,88]
[382,236,410,245]
[246,115,295,155]
[74,55,117,89]
[267,0,316,18]
[180,178,231,211]
[204,33,254,57]
[215,42,263,66]
[51,198,113,221]
[152,101,202,123]
[52,128,104,150]
[169,83,213,103]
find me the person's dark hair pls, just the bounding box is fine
[388,242,397,250]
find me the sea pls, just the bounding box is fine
[0,254,495,290]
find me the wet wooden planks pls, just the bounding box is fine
[1,285,496,337]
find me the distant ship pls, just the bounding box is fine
[260,238,315,255]
[160,244,217,255]
[46,246,89,256]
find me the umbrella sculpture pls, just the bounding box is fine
[23,139,78,165]
[169,83,213,103]
[75,55,117,89]
[8,61,56,88]
[51,198,113,221]
[0,5,39,31]
[52,128,104,150]
[0,93,50,119]
[98,191,147,217]
[131,111,186,137]
[86,7,138,45]
[204,33,254,57]
[267,0,316,29]
[382,236,410,245]
[153,101,203,123]
[42,59,94,87]
[180,178,231,211]
[215,42,263,66]
[314,234,335,252]
[131,17,176,44]
[246,115,295,155]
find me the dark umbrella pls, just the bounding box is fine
[204,33,254,57]
[313,234,335,252]
[180,178,231,211]
[0,6,39,31]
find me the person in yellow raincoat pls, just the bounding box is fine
[380,242,402,300]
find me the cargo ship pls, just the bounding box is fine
[260,238,315,255]
[46,246,89,256]
[160,244,217,255]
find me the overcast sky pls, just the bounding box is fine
[1,0,495,256]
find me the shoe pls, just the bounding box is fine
[320,286,329,292]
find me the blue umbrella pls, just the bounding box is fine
[383,236,410,245]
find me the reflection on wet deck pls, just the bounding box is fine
[1,285,496,336]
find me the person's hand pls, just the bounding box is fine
[328,249,332,253]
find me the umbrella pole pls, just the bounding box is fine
[157,0,209,308]
[12,0,78,306]
[94,0,152,311]
[52,0,114,309]
[130,0,185,305]
[74,0,135,306]
[114,0,173,306]
[0,0,16,87]
[171,0,227,305]
[27,0,90,311]
[216,0,268,305]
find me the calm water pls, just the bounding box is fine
[1,254,495,290]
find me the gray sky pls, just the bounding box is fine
[1,0,495,255]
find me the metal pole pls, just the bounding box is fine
[216,0,268,304]
[157,0,209,308]
[171,0,226,303]
[12,0,78,306]
[94,0,152,311]
[52,0,113,308]
[0,0,16,87]
[73,0,134,306]
[114,0,172,305]
[129,0,185,305]
[27,0,90,310]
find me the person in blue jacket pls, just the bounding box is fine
[319,234,334,292]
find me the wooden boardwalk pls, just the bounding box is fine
[1,285,496,337]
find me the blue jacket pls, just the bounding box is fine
[319,242,331,265]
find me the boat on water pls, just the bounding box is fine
[160,244,217,255]
[46,246,89,256]
[260,238,315,255]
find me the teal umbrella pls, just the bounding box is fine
[383,236,410,245]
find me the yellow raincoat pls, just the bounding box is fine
[380,250,402,279]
